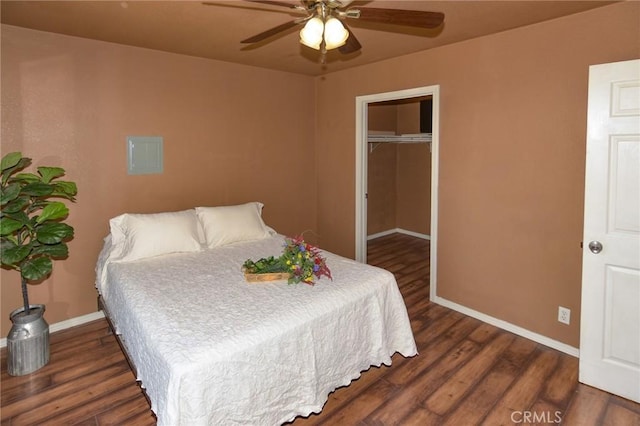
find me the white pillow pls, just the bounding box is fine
[196,202,272,248]
[109,209,202,262]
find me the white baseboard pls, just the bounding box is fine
[1,310,105,348]
[368,228,431,241]
[431,295,580,358]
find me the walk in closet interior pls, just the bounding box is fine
[367,96,433,241]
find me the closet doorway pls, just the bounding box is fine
[355,85,440,296]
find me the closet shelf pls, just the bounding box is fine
[367,132,432,153]
[367,132,432,143]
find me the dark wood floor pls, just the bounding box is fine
[2,233,639,425]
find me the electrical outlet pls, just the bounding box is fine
[558,306,571,325]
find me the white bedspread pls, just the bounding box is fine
[96,235,417,425]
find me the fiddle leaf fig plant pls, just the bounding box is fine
[0,152,77,316]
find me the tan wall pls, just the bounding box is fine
[397,102,421,134]
[0,25,316,335]
[315,2,640,347]
[367,144,397,235]
[368,103,397,132]
[396,144,431,235]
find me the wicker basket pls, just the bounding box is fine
[243,270,291,283]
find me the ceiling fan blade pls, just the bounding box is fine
[242,0,301,9]
[339,25,361,54]
[241,20,301,43]
[355,8,444,29]
[327,0,354,8]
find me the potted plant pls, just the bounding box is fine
[0,151,77,375]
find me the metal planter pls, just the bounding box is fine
[7,304,50,376]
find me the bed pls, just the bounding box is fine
[95,202,417,425]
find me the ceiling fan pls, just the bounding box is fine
[205,0,444,57]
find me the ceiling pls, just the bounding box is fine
[1,1,617,76]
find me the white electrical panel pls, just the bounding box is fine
[127,136,163,175]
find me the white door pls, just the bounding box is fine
[580,59,640,403]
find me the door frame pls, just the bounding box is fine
[355,85,440,297]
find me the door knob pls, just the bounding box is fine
[588,240,603,254]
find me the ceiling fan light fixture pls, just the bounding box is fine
[299,17,324,50]
[235,1,445,57]
[323,17,348,50]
